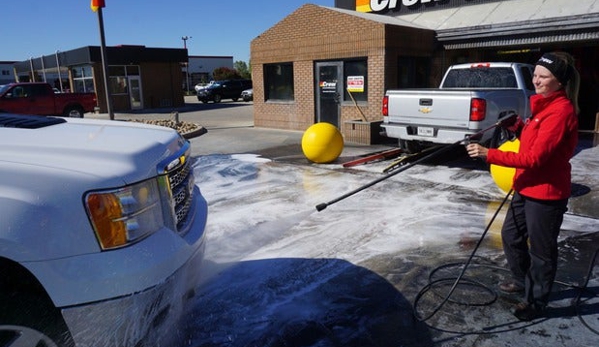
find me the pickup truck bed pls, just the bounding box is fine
[382,62,535,153]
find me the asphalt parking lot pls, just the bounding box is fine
[91,97,599,347]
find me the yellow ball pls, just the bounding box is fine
[301,122,344,163]
[490,139,520,193]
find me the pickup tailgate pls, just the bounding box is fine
[385,89,475,129]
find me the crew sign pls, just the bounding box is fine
[356,0,476,13]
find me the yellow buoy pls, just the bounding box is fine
[301,122,344,163]
[490,139,520,193]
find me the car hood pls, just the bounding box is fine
[0,117,186,187]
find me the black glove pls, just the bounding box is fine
[497,111,519,128]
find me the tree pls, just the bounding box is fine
[213,67,241,81]
[234,61,251,80]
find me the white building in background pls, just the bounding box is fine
[0,61,17,85]
[184,55,233,89]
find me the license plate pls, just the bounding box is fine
[417,126,434,137]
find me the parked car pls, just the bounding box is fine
[0,82,96,118]
[241,88,253,102]
[194,81,214,93]
[0,113,208,346]
[197,79,252,103]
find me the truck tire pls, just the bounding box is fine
[63,106,84,118]
[213,94,222,103]
[0,294,75,347]
[0,265,75,347]
[399,140,421,154]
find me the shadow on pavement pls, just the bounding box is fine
[118,100,250,115]
[182,257,434,347]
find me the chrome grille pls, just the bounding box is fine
[166,155,195,234]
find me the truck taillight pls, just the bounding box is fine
[382,95,389,117]
[469,98,486,122]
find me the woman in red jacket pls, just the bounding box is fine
[466,52,580,321]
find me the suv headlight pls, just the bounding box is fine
[84,176,176,250]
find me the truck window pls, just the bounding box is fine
[442,67,517,88]
[31,84,49,97]
[12,86,27,97]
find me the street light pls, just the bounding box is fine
[181,36,191,49]
[181,36,192,94]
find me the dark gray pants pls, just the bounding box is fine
[501,192,568,308]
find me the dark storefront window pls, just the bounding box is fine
[397,57,430,88]
[109,66,127,95]
[343,59,367,102]
[265,63,294,101]
[72,65,94,93]
[108,65,140,95]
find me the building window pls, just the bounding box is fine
[264,63,294,101]
[397,57,429,88]
[72,65,95,93]
[2,70,10,76]
[108,65,140,95]
[343,59,367,102]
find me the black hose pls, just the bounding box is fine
[413,191,599,337]
[412,188,513,322]
[572,247,599,334]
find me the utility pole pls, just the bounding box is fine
[182,36,192,94]
[96,7,114,120]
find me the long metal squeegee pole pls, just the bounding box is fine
[315,117,510,212]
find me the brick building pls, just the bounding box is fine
[251,1,599,144]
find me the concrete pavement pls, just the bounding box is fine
[85,97,598,346]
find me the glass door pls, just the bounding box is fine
[128,76,143,110]
[315,62,342,127]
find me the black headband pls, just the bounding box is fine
[536,53,572,85]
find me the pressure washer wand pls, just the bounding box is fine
[315,112,517,212]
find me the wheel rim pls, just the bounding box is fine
[67,109,83,118]
[0,325,59,347]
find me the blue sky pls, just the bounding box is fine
[1,0,334,63]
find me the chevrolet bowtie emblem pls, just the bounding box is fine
[419,107,432,114]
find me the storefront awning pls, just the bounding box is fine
[394,0,599,49]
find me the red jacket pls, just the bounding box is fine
[487,90,578,200]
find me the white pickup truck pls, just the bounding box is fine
[381,62,535,153]
[0,114,208,346]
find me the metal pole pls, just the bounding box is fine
[55,50,63,92]
[40,56,47,83]
[315,113,518,212]
[29,57,35,82]
[182,36,191,94]
[97,7,114,120]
